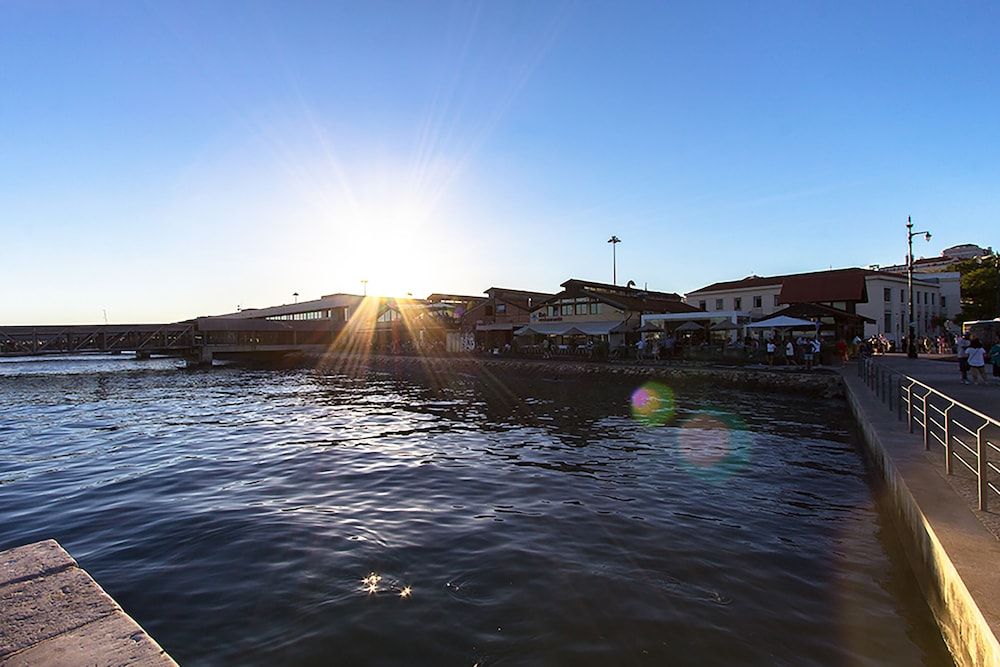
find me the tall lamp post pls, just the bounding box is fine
[905,216,932,358]
[608,235,621,285]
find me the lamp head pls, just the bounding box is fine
[924,232,932,242]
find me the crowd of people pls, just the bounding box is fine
[956,333,1000,386]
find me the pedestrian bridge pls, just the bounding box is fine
[0,318,347,365]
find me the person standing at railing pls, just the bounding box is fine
[957,333,971,384]
[966,338,987,385]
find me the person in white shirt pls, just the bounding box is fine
[785,340,797,366]
[966,338,987,385]
[765,339,776,366]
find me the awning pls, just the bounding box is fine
[514,321,629,336]
[475,323,515,331]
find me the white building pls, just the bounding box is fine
[685,268,943,342]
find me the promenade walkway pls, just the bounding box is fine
[840,365,1000,666]
[870,353,1000,420]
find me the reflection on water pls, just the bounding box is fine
[0,356,952,666]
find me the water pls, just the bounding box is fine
[0,355,952,666]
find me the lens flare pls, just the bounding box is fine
[631,382,676,426]
[676,411,753,482]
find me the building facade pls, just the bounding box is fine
[685,268,943,342]
[461,287,554,350]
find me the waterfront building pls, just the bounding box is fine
[878,243,993,273]
[462,287,555,350]
[208,293,365,322]
[872,243,990,324]
[520,278,699,350]
[685,268,943,342]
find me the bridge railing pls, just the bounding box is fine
[858,356,1000,511]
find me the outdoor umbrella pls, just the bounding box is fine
[673,321,705,332]
[745,315,816,330]
[710,320,742,331]
[637,322,663,333]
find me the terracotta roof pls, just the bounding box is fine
[533,285,699,315]
[485,287,555,301]
[689,267,918,296]
[560,278,682,301]
[777,269,868,304]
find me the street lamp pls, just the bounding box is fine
[361,280,368,296]
[608,235,621,285]
[906,216,931,358]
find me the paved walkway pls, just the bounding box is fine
[868,353,1000,420]
[840,368,1000,666]
[0,540,176,666]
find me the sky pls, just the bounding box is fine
[2,1,998,324]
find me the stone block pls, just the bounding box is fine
[0,613,176,667]
[0,541,76,587]
[0,568,117,658]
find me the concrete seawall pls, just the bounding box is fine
[316,353,846,397]
[841,369,1000,667]
[0,540,176,667]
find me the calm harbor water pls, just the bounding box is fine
[0,355,951,666]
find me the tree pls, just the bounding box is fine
[951,254,1000,322]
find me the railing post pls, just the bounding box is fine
[944,405,953,475]
[923,391,930,450]
[907,384,913,433]
[977,425,987,511]
[888,372,894,413]
[897,378,903,421]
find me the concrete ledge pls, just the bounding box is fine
[842,369,1000,667]
[316,353,845,397]
[0,541,176,667]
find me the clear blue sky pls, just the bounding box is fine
[2,1,997,323]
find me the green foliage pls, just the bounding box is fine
[951,255,1000,321]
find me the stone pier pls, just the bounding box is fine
[0,540,176,666]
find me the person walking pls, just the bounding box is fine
[956,334,971,384]
[765,339,776,366]
[966,338,987,385]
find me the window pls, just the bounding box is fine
[900,289,904,302]
[733,297,741,310]
[496,304,506,314]
[884,312,892,333]
[561,304,574,315]
[549,305,559,317]
[575,303,588,315]
[377,309,397,323]
[753,295,762,308]
[589,302,600,314]
[941,296,947,308]
[715,298,724,310]
[773,295,780,307]
[924,292,929,305]
[698,300,707,311]
[931,294,936,306]
[883,288,891,301]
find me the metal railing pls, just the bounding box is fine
[858,356,1000,510]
